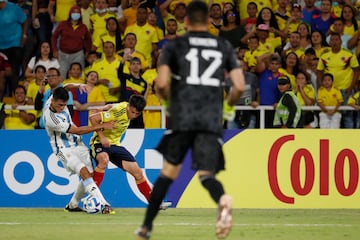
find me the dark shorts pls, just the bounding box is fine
[156,131,225,173]
[92,144,135,169]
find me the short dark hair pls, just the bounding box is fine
[186,1,208,25]
[35,65,46,73]
[47,67,60,76]
[323,73,334,82]
[129,94,146,112]
[14,85,26,94]
[52,87,69,102]
[304,47,316,55]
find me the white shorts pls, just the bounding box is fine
[56,144,93,175]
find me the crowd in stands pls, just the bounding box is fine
[2,0,360,129]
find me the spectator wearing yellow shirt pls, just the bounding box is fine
[283,4,303,36]
[119,0,141,29]
[294,70,317,128]
[160,0,188,36]
[4,85,37,129]
[243,36,266,73]
[317,73,343,129]
[274,0,291,32]
[208,3,223,36]
[90,0,116,42]
[256,7,285,39]
[124,5,159,67]
[279,51,301,90]
[148,11,164,41]
[238,0,273,22]
[92,16,123,55]
[241,24,282,54]
[26,65,48,105]
[283,31,305,60]
[78,0,94,32]
[83,51,99,76]
[63,62,85,85]
[117,32,148,72]
[310,30,330,58]
[317,32,359,128]
[90,41,121,103]
[48,0,77,24]
[341,4,359,36]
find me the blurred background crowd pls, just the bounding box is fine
[1,0,360,129]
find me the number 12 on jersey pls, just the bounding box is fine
[185,48,222,87]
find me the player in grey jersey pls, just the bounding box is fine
[136,1,245,239]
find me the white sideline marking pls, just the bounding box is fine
[0,222,354,227]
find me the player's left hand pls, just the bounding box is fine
[223,100,235,121]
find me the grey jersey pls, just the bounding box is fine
[160,31,240,134]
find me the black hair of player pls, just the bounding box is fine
[129,94,146,111]
[53,87,69,102]
[186,1,208,25]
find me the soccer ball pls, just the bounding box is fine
[82,195,103,214]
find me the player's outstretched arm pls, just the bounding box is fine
[68,121,114,135]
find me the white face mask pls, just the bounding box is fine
[71,13,81,21]
[108,7,118,12]
[96,8,107,14]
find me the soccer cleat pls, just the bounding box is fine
[101,204,115,214]
[215,194,233,239]
[64,204,85,212]
[159,201,172,210]
[135,227,151,240]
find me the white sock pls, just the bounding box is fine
[69,181,86,208]
[83,177,109,205]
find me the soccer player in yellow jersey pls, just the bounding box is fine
[124,5,158,67]
[89,94,170,209]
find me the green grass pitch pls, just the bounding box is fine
[0,208,359,240]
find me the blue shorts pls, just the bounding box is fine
[91,144,136,169]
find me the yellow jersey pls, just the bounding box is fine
[90,57,121,103]
[5,107,38,129]
[90,12,116,42]
[317,86,343,107]
[317,49,359,90]
[295,84,315,106]
[90,102,129,146]
[124,22,159,65]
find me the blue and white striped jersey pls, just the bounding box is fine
[43,96,82,154]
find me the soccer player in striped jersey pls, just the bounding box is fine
[43,87,114,213]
